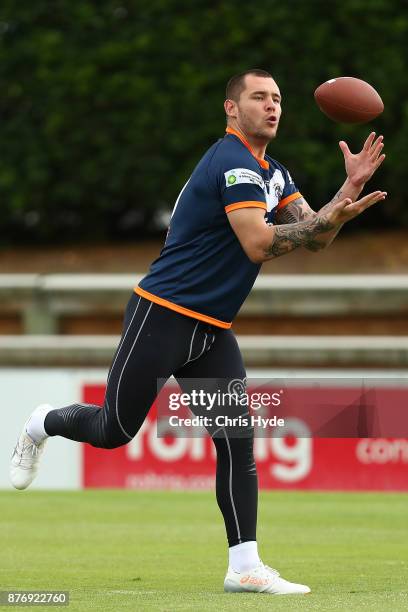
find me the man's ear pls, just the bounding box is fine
[224,99,237,119]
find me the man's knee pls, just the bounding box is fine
[91,427,131,450]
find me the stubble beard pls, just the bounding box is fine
[239,115,277,145]
[256,127,277,142]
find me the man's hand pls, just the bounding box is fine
[324,190,387,227]
[339,132,385,187]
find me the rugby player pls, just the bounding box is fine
[11,69,386,595]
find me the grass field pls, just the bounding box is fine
[1,490,407,611]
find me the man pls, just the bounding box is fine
[10,69,386,595]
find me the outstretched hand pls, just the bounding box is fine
[324,190,387,226]
[339,132,385,187]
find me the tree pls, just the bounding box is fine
[0,0,405,242]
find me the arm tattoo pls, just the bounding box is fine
[275,199,314,224]
[270,189,347,258]
[319,189,342,214]
[265,214,335,259]
[276,190,343,225]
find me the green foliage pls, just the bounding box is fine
[0,0,406,242]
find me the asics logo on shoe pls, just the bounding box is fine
[240,576,269,586]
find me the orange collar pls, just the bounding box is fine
[225,127,269,170]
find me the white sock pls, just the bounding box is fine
[229,541,261,573]
[26,405,53,444]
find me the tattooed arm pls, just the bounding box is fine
[275,178,364,250]
[267,212,336,257]
[228,133,386,263]
[227,190,386,263]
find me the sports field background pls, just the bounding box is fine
[2,2,408,610]
[1,490,407,611]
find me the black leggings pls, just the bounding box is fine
[45,294,257,546]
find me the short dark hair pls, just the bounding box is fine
[226,69,274,101]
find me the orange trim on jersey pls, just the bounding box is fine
[134,286,232,329]
[225,200,267,214]
[226,127,269,169]
[277,191,302,210]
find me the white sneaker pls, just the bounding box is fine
[10,405,51,490]
[224,563,311,595]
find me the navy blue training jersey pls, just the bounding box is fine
[136,128,301,328]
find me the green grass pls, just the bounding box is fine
[0,490,407,611]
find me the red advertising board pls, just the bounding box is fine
[82,384,408,491]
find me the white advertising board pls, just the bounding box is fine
[1,368,108,490]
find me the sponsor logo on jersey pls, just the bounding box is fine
[224,168,264,189]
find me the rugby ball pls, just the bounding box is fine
[314,77,384,124]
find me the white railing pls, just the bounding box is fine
[1,274,408,367]
[1,273,408,333]
[0,334,407,367]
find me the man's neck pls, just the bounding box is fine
[227,122,268,159]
